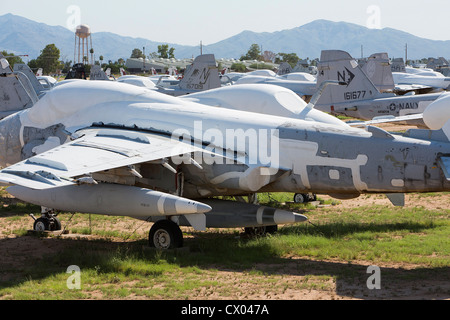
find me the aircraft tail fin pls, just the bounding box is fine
[316,50,383,106]
[179,54,221,92]
[13,64,46,96]
[90,65,110,81]
[361,53,395,92]
[0,57,36,119]
[391,58,406,73]
[120,68,127,76]
[277,62,292,75]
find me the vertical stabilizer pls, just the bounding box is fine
[362,53,395,92]
[0,56,36,119]
[316,50,382,106]
[391,58,406,73]
[13,64,46,96]
[277,62,292,75]
[90,65,111,81]
[179,54,221,91]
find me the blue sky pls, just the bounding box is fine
[1,0,449,45]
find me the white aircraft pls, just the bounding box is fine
[233,69,317,101]
[390,58,450,92]
[2,79,450,250]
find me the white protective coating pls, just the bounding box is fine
[183,84,349,128]
[423,93,450,130]
[117,77,157,89]
[393,72,448,89]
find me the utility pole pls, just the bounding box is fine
[405,43,408,65]
[143,46,145,73]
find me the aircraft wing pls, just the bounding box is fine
[0,127,207,190]
[346,113,424,127]
[394,84,435,95]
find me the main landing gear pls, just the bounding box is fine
[31,211,62,232]
[148,219,183,250]
[293,193,317,204]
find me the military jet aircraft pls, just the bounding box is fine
[0,56,38,120]
[391,58,450,91]
[117,54,221,97]
[233,68,317,102]
[1,80,450,249]
[314,50,450,121]
[154,54,221,96]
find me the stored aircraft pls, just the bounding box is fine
[1,79,450,249]
[0,56,38,119]
[391,58,450,92]
[314,50,450,121]
[117,54,221,96]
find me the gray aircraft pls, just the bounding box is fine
[1,79,450,249]
[155,54,221,96]
[90,65,114,81]
[0,55,38,120]
[314,50,449,121]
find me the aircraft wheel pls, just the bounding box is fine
[265,225,278,234]
[293,193,307,203]
[244,225,278,236]
[50,216,62,231]
[149,220,183,250]
[33,217,50,231]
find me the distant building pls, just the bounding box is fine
[125,58,167,74]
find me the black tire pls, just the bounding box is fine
[265,225,278,234]
[244,225,278,236]
[50,216,62,231]
[33,217,50,231]
[148,220,183,249]
[293,193,307,203]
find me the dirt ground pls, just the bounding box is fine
[0,191,448,301]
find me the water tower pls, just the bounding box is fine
[74,24,93,65]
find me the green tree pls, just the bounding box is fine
[35,44,61,74]
[0,51,24,69]
[231,63,246,72]
[131,48,145,59]
[240,44,262,61]
[275,53,300,68]
[157,44,175,59]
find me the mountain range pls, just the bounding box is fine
[1,13,449,63]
